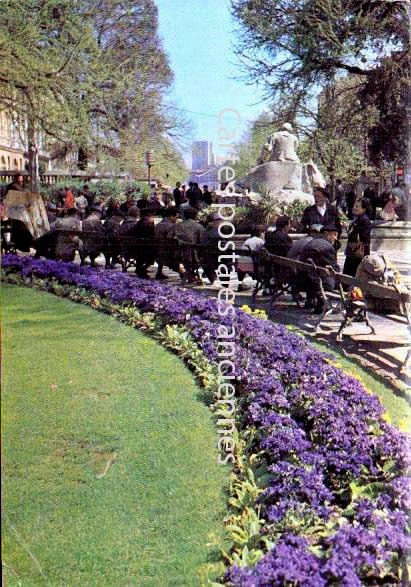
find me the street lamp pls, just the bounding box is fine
[146,149,153,186]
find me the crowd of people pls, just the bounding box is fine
[1,175,406,310]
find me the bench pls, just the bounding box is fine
[249,249,411,369]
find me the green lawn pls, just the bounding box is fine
[2,285,229,586]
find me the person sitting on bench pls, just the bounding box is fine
[300,224,340,313]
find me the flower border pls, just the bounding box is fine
[3,254,410,586]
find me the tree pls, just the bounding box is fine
[231,112,276,179]
[0,0,186,185]
[231,0,410,166]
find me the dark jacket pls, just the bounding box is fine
[119,218,138,237]
[346,213,371,256]
[202,190,213,206]
[300,236,339,272]
[135,216,155,240]
[83,214,104,233]
[5,182,25,194]
[173,187,183,208]
[300,203,341,235]
[264,228,292,257]
[104,216,122,237]
[186,187,202,210]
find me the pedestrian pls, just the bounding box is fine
[202,185,213,206]
[363,183,379,220]
[335,179,345,210]
[175,207,206,282]
[64,186,75,210]
[75,190,88,220]
[5,173,25,194]
[299,186,341,235]
[173,181,183,209]
[345,184,356,219]
[135,208,156,278]
[343,197,372,277]
[155,207,179,279]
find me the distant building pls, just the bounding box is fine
[187,165,221,189]
[0,108,54,173]
[191,140,214,171]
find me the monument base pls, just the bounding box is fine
[371,221,411,255]
[246,160,302,193]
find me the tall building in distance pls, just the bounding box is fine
[191,140,214,171]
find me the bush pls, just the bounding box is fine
[40,179,150,202]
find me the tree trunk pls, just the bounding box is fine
[28,120,39,193]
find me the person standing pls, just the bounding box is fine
[5,173,25,194]
[173,182,183,209]
[175,207,206,282]
[202,185,213,206]
[299,187,341,235]
[343,197,372,277]
[75,191,88,220]
[363,183,379,220]
[335,179,345,210]
[186,182,202,210]
[64,186,75,210]
[134,208,156,278]
[155,207,179,279]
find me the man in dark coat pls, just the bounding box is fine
[186,182,202,210]
[202,185,213,206]
[155,207,179,279]
[265,215,293,256]
[82,207,105,265]
[300,224,340,313]
[264,215,293,288]
[300,187,342,235]
[134,208,155,277]
[173,182,183,209]
[119,206,139,237]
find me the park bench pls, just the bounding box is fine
[249,249,411,368]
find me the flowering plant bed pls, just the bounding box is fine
[3,254,410,586]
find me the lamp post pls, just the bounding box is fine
[146,149,153,186]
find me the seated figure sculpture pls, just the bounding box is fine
[257,122,300,165]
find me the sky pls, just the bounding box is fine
[155,0,268,164]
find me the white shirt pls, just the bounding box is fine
[316,204,326,216]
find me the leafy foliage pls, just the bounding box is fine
[0,0,187,175]
[231,0,410,164]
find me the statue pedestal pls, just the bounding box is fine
[371,221,411,255]
[247,160,302,193]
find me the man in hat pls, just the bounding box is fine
[300,224,340,313]
[299,186,342,235]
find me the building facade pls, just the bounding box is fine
[0,108,53,173]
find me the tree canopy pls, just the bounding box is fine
[0,0,186,173]
[231,0,410,164]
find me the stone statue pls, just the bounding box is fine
[257,122,300,165]
[217,121,325,205]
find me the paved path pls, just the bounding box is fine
[73,251,411,392]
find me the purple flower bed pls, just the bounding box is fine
[3,255,410,585]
